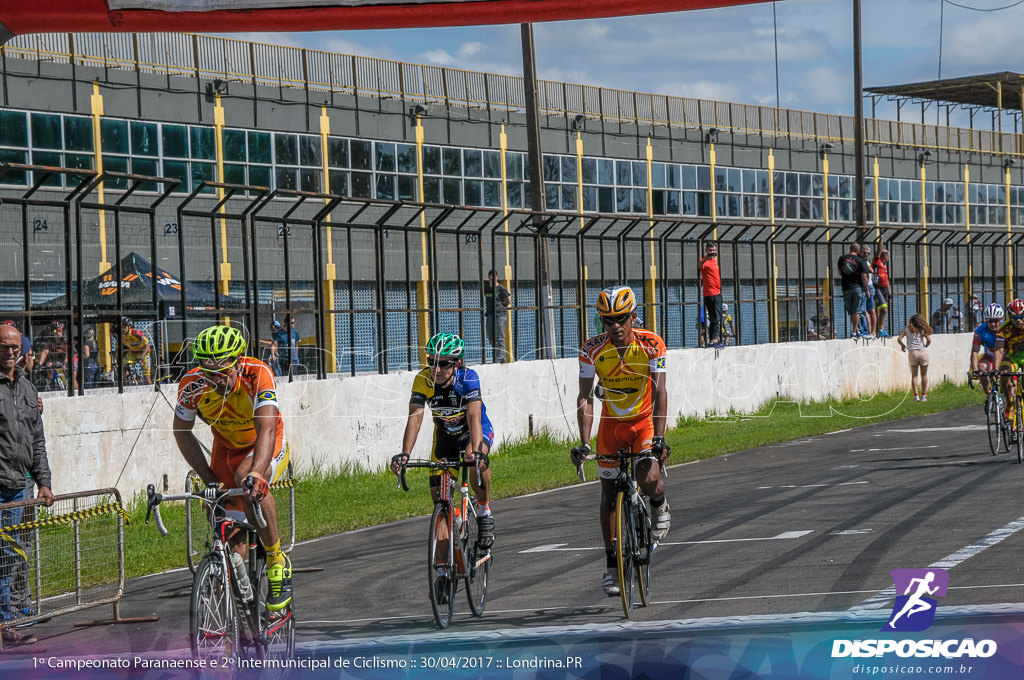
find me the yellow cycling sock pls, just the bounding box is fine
[266,541,285,567]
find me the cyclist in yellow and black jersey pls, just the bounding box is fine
[993,299,1024,427]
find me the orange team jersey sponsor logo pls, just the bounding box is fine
[997,322,1024,357]
[579,328,667,420]
[174,356,284,453]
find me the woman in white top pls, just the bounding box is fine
[898,313,933,402]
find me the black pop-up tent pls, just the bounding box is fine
[41,251,243,316]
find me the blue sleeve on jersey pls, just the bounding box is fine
[454,368,483,401]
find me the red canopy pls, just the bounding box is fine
[0,0,773,41]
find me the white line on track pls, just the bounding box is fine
[518,530,813,553]
[848,446,938,452]
[849,515,1024,612]
[757,481,869,489]
[884,425,987,433]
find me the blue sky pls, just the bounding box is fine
[222,0,1024,121]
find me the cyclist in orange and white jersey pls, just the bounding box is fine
[572,286,671,597]
[173,324,293,612]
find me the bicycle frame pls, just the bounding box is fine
[580,448,658,618]
[145,482,294,661]
[397,456,491,629]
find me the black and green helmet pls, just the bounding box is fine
[426,332,465,358]
[192,324,246,363]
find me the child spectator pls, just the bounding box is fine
[898,313,933,402]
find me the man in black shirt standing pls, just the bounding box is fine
[483,269,511,363]
[837,242,871,339]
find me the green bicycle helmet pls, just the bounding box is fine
[192,324,247,363]
[425,332,465,358]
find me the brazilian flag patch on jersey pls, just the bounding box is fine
[258,390,276,402]
[655,357,666,369]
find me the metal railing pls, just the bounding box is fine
[0,488,149,650]
[2,163,1020,386]
[3,32,1021,157]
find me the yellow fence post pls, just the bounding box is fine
[499,125,514,361]
[319,107,338,373]
[214,93,231,300]
[645,137,657,332]
[575,130,588,341]
[90,82,112,373]
[768,148,778,342]
[415,112,431,365]
[919,158,929,317]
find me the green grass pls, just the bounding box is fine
[122,381,982,579]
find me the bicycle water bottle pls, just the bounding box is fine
[230,552,253,602]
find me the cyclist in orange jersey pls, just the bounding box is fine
[571,286,671,597]
[173,324,293,612]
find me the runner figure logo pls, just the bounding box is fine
[883,568,949,632]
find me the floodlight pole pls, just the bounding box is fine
[853,0,868,240]
[521,23,556,359]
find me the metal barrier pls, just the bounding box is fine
[0,488,155,652]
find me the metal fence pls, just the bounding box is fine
[1,163,1020,391]
[3,32,1021,157]
[0,488,141,650]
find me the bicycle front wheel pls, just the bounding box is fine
[634,500,652,608]
[256,561,296,663]
[1016,398,1023,464]
[462,503,491,617]
[190,555,237,668]
[615,491,637,618]
[987,394,1003,456]
[428,503,456,629]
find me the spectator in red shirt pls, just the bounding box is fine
[872,248,891,337]
[698,242,724,348]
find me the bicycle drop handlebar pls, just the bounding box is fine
[145,475,267,536]
[573,451,666,484]
[395,458,483,492]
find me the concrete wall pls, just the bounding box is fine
[39,333,973,501]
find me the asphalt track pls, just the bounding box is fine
[8,404,1024,672]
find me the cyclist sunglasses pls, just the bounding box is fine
[601,313,632,327]
[199,358,239,376]
[426,358,457,369]
[1012,315,1024,321]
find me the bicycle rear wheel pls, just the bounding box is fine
[462,503,491,617]
[190,555,237,668]
[256,561,296,662]
[428,503,456,629]
[634,500,652,608]
[615,491,637,618]
[987,393,1003,455]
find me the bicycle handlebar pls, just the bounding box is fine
[145,477,267,537]
[573,451,666,484]
[395,458,482,492]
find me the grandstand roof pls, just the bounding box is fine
[867,72,1024,111]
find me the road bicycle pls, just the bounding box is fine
[395,456,491,629]
[970,370,1009,456]
[185,466,297,575]
[1000,372,1024,464]
[576,449,659,618]
[146,477,295,673]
